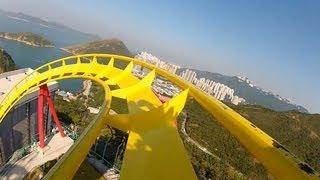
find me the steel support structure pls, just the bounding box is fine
[0,54,317,179]
[37,84,65,149]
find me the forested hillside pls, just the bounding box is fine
[63,39,132,57]
[178,99,319,179]
[0,47,16,73]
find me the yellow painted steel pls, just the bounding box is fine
[113,90,197,179]
[0,54,318,180]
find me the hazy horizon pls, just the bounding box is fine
[0,0,319,113]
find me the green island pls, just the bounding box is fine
[61,38,132,57]
[0,32,54,48]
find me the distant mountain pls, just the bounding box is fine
[0,9,100,40]
[0,47,16,73]
[0,32,54,47]
[62,39,132,57]
[178,68,308,113]
[0,9,100,47]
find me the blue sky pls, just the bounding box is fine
[0,0,319,113]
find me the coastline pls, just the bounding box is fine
[59,48,75,55]
[0,35,54,48]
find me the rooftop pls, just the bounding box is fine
[2,133,74,179]
[0,68,33,102]
[0,68,58,105]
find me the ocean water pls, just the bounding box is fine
[0,14,98,92]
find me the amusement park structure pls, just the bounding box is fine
[0,54,318,180]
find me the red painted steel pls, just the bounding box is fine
[37,85,46,149]
[37,84,65,149]
[44,88,65,137]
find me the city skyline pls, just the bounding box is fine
[0,0,319,113]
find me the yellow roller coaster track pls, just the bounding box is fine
[0,54,318,180]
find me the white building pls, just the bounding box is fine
[180,69,245,105]
[135,52,180,74]
[180,69,197,83]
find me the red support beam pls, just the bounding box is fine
[37,84,65,149]
[45,89,65,137]
[37,85,46,149]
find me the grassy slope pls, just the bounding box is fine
[178,99,268,179]
[178,99,320,179]
[230,104,320,171]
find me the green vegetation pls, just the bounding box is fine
[73,161,104,180]
[229,104,320,172]
[55,82,104,125]
[54,81,128,176]
[178,99,320,179]
[87,83,105,108]
[55,95,93,127]
[24,159,60,180]
[63,39,132,56]
[178,99,268,179]
[0,47,16,73]
[110,96,129,114]
[29,159,104,180]
[183,143,247,180]
[0,32,54,47]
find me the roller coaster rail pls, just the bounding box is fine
[0,54,318,180]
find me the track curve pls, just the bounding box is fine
[0,54,317,180]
